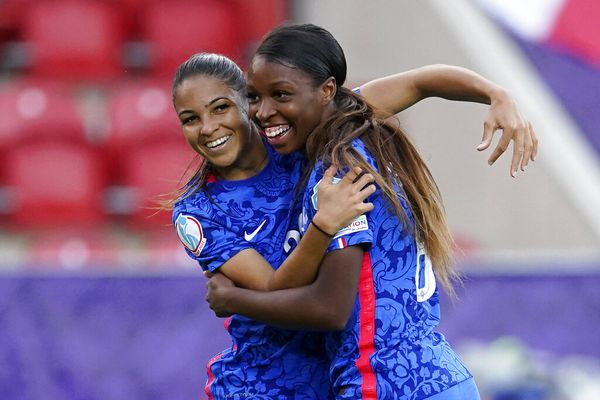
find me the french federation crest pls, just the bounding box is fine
[175,214,207,256]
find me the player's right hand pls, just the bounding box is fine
[206,272,235,318]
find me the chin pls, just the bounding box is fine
[272,145,295,155]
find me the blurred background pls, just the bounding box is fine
[0,0,599,399]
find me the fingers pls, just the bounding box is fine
[509,124,525,177]
[487,128,511,167]
[322,165,338,184]
[203,270,214,279]
[520,122,534,171]
[530,122,538,161]
[478,120,496,151]
[359,201,374,213]
[339,166,363,185]
[353,171,375,191]
[356,183,376,203]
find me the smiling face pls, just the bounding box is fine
[174,74,266,180]
[247,56,336,155]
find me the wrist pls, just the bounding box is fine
[488,85,510,106]
[218,286,237,314]
[312,212,337,237]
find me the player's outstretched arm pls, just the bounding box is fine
[215,167,374,292]
[205,245,364,331]
[359,65,538,177]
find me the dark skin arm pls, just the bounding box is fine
[214,167,374,291]
[206,245,364,331]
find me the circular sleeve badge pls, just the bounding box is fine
[175,214,207,256]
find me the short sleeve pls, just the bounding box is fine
[173,211,253,272]
[302,165,373,253]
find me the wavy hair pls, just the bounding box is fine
[256,24,459,292]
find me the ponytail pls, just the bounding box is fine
[304,87,459,294]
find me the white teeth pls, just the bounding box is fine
[206,135,231,148]
[264,125,290,138]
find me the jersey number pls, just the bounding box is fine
[415,243,436,302]
[284,213,303,254]
[284,229,300,254]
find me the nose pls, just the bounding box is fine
[255,98,276,124]
[200,116,218,136]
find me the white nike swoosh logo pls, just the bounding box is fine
[244,220,267,241]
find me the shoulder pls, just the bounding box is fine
[172,188,221,229]
[350,138,377,169]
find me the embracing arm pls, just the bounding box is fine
[216,168,374,292]
[361,64,503,115]
[206,245,364,330]
[360,65,538,176]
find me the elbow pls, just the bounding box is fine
[328,317,350,331]
[313,304,352,331]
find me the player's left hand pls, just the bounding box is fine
[477,88,539,177]
[205,272,235,318]
[314,165,375,235]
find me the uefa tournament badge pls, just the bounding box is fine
[311,176,369,239]
[175,214,207,256]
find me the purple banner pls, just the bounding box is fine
[1,271,599,399]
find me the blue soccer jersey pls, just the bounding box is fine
[173,144,332,399]
[300,139,472,399]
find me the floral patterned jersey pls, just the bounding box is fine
[300,138,472,399]
[173,144,332,399]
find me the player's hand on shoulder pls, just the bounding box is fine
[205,272,235,318]
[314,165,375,234]
[477,88,538,177]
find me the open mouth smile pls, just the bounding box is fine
[263,124,291,139]
[205,135,232,149]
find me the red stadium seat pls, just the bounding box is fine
[22,0,124,80]
[0,0,29,40]
[104,0,149,38]
[105,80,181,181]
[121,140,198,226]
[232,0,287,48]
[0,81,87,194]
[140,0,240,76]
[106,80,179,150]
[5,142,105,226]
[0,81,85,146]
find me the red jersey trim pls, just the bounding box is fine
[205,351,224,400]
[356,251,377,399]
[206,171,217,183]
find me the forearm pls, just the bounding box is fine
[267,170,374,290]
[413,64,504,104]
[360,64,507,117]
[266,220,331,290]
[211,247,364,330]
[222,284,348,330]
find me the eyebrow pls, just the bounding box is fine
[271,80,292,86]
[177,96,231,117]
[247,80,292,89]
[206,96,230,107]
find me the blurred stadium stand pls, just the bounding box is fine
[0,0,288,272]
[1,0,599,399]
